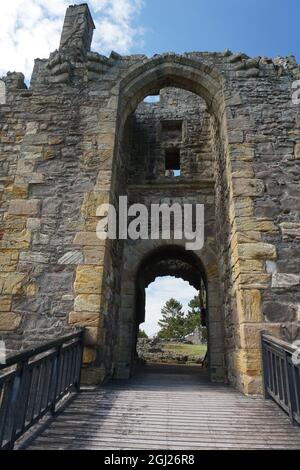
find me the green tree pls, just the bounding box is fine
[138,329,148,339]
[186,296,207,342]
[186,296,201,334]
[157,298,186,340]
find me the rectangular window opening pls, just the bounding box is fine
[161,120,183,142]
[144,93,160,104]
[165,148,181,177]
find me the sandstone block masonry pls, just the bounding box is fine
[0,3,299,394]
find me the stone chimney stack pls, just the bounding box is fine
[59,4,95,58]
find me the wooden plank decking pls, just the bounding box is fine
[18,363,300,450]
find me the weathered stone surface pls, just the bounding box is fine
[294,142,300,159]
[26,283,37,297]
[26,122,38,135]
[236,349,262,375]
[59,4,95,56]
[279,222,300,240]
[8,199,40,216]
[0,80,5,104]
[74,265,104,294]
[41,272,74,293]
[232,231,262,247]
[82,346,97,364]
[229,197,253,221]
[1,230,31,249]
[3,215,27,231]
[240,323,281,349]
[230,161,254,178]
[232,259,264,279]
[236,289,263,322]
[73,232,106,246]
[58,251,83,265]
[81,191,110,217]
[263,302,297,322]
[26,218,41,231]
[241,374,263,395]
[234,217,277,233]
[0,296,12,312]
[227,131,244,144]
[83,247,105,265]
[69,311,101,327]
[236,243,277,260]
[20,252,50,264]
[0,273,26,295]
[41,197,61,216]
[238,273,271,289]
[15,173,44,185]
[232,178,265,197]
[228,144,255,162]
[74,294,101,312]
[84,327,99,346]
[271,273,300,289]
[0,312,22,330]
[0,249,19,272]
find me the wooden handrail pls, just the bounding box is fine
[261,332,300,427]
[0,329,84,450]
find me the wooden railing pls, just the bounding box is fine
[261,333,300,426]
[0,330,84,449]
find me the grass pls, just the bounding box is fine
[162,342,207,357]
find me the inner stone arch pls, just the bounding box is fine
[135,245,207,331]
[115,241,225,382]
[117,55,223,123]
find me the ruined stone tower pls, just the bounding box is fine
[0,3,299,394]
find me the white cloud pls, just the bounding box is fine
[0,0,145,81]
[89,0,145,57]
[141,276,198,337]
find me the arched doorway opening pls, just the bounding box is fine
[134,246,209,374]
[110,56,229,386]
[115,242,226,382]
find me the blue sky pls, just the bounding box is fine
[137,0,300,61]
[1,0,298,335]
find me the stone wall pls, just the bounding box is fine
[128,87,212,181]
[0,81,5,105]
[0,4,299,393]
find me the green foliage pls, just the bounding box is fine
[157,298,186,340]
[188,296,201,314]
[138,329,148,338]
[157,296,207,342]
[187,296,207,342]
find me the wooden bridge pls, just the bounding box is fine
[1,333,300,450]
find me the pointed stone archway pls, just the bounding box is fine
[115,239,225,382]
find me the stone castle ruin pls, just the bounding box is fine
[0,3,300,394]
